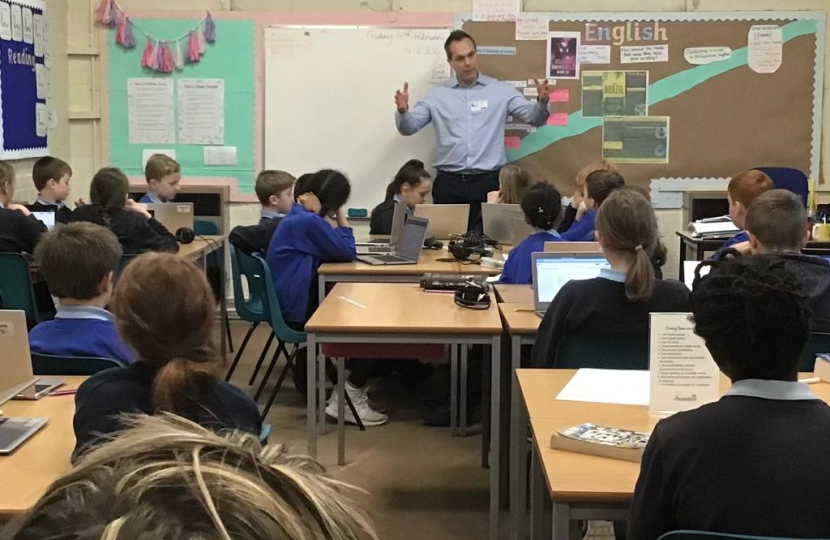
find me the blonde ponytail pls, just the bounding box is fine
[625,244,655,302]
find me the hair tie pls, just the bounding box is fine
[634,245,644,252]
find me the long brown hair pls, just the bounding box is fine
[595,188,658,302]
[111,252,219,416]
[498,164,535,204]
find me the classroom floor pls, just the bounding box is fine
[221,321,615,540]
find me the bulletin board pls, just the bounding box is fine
[0,0,48,159]
[102,18,256,199]
[460,12,825,194]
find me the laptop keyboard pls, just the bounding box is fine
[373,254,408,263]
[0,418,45,453]
[362,246,393,253]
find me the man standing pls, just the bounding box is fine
[395,30,551,229]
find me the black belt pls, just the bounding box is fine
[438,169,499,181]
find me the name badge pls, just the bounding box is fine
[470,100,488,112]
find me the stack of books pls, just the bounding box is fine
[689,215,740,238]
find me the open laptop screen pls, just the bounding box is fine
[533,255,610,305]
[31,211,56,230]
[396,217,429,259]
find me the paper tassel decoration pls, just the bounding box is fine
[97,1,216,72]
[204,12,216,43]
[174,40,184,70]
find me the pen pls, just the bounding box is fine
[338,296,367,309]
[799,377,821,384]
[49,389,78,397]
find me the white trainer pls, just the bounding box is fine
[325,383,388,427]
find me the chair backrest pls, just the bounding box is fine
[0,253,40,327]
[194,220,220,235]
[230,245,270,324]
[554,333,649,370]
[657,530,813,540]
[755,167,808,206]
[798,332,830,372]
[31,352,126,376]
[253,253,306,344]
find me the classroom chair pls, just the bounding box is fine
[194,220,219,236]
[225,245,274,383]
[657,531,808,540]
[0,253,45,328]
[798,332,830,372]
[554,333,649,370]
[31,353,126,376]
[754,167,809,206]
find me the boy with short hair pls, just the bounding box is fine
[30,156,74,223]
[229,170,295,256]
[28,222,135,364]
[139,154,181,203]
[711,169,774,258]
[560,169,625,241]
[745,189,830,333]
[627,256,830,539]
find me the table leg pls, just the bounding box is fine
[338,357,346,466]
[552,503,569,540]
[489,335,501,540]
[460,345,468,437]
[510,335,527,540]
[678,237,688,282]
[318,274,326,307]
[318,353,326,435]
[450,344,458,437]
[306,333,317,457]
[530,443,546,540]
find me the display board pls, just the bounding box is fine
[264,27,452,211]
[460,12,825,193]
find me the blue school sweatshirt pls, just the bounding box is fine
[500,230,564,284]
[560,209,597,242]
[266,204,356,325]
[709,231,749,260]
[28,306,135,365]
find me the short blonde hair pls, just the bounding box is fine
[145,154,180,182]
[255,170,295,206]
[0,159,15,194]
[575,160,619,188]
[5,414,378,540]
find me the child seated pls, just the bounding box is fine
[711,169,774,258]
[29,223,134,364]
[73,253,261,457]
[71,167,179,254]
[370,159,432,235]
[558,160,619,234]
[0,160,46,253]
[531,188,690,368]
[29,156,74,224]
[627,256,830,539]
[500,182,563,284]
[560,169,625,241]
[267,170,386,426]
[229,170,295,255]
[139,154,181,203]
[745,189,830,333]
[486,163,535,205]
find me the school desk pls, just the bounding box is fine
[494,284,534,304]
[514,369,830,540]
[0,376,84,516]
[305,282,505,540]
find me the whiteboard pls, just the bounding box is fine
[264,27,451,211]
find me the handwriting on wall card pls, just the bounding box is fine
[177,78,224,145]
[748,25,782,73]
[127,78,175,144]
[515,15,548,41]
[472,0,519,22]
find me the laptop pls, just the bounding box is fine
[145,203,195,232]
[29,207,57,230]
[358,216,430,266]
[413,204,470,239]
[356,201,407,254]
[0,310,50,454]
[511,217,534,245]
[482,203,521,244]
[531,253,611,316]
[544,241,602,254]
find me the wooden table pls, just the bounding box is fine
[305,282,505,540]
[494,284,534,304]
[514,369,830,540]
[0,376,85,516]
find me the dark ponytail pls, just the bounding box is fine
[307,169,351,218]
[389,159,430,199]
[520,182,562,230]
[90,167,129,228]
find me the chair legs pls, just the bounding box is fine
[255,341,288,401]
[226,315,234,353]
[261,344,299,419]
[248,332,276,386]
[325,358,365,432]
[225,322,259,382]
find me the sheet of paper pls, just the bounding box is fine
[556,368,650,406]
[550,89,569,102]
[515,15,548,40]
[504,136,521,149]
[477,46,517,56]
[46,107,58,130]
[177,78,224,145]
[142,149,176,168]
[577,45,611,65]
[649,313,720,413]
[547,32,580,79]
[683,261,711,290]
[44,49,52,69]
[35,102,46,137]
[472,0,519,22]
[620,44,669,64]
[748,25,782,74]
[33,13,43,57]
[203,145,237,166]
[35,64,45,99]
[0,3,11,41]
[21,6,31,43]
[583,71,648,117]
[10,3,21,41]
[127,78,175,144]
[603,116,669,163]
[546,113,568,126]
[684,46,731,65]
[523,86,538,97]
